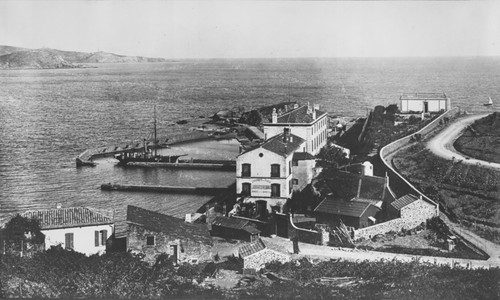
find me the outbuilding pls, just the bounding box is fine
[210,216,261,242]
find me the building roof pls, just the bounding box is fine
[319,170,390,202]
[390,194,420,211]
[261,133,305,157]
[400,93,448,100]
[211,216,260,234]
[126,206,212,245]
[268,105,327,124]
[239,238,266,258]
[314,197,379,218]
[292,152,315,161]
[22,207,113,230]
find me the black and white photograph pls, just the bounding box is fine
[0,0,499,298]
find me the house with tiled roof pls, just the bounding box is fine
[312,168,397,229]
[389,194,438,220]
[126,205,212,264]
[262,103,328,155]
[22,207,114,255]
[236,128,309,213]
[210,216,260,242]
[238,238,290,271]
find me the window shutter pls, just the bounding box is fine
[95,231,99,246]
[101,230,107,246]
[65,233,74,250]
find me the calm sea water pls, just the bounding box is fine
[1,57,499,232]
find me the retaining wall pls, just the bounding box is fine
[380,108,460,208]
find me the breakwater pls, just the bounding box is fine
[101,183,230,195]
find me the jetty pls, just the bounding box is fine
[101,183,230,195]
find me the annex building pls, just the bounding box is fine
[399,93,451,113]
[262,103,328,155]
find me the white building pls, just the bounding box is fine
[262,103,328,155]
[236,129,308,212]
[23,207,114,256]
[399,93,451,113]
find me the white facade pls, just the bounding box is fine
[237,147,295,210]
[399,93,450,113]
[263,105,328,155]
[43,224,114,256]
[292,157,316,192]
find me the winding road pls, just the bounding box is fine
[427,113,500,170]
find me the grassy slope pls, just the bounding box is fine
[454,112,500,164]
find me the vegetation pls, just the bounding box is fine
[454,112,500,164]
[1,247,498,299]
[393,142,500,243]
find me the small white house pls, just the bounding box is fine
[399,93,450,113]
[23,207,114,256]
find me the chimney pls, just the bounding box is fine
[185,214,192,223]
[312,108,316,120]
[272,108,277,123]
[307,101,311,114]
[56,203,62,209]
[293,103,299,109]
[283,127,290,143]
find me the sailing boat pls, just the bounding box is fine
[115,106,186,166]
[484,96,493,106]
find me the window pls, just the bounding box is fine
[289,161,292,175]
[289,179,293,194]
[95,230,108,247]
[242,163,251,177]
[242,182,251,196]
[292,178,299,185]
[271,164,280,177]
[271,184,280,197]
[146,235,155,246]
[65,233,74,250]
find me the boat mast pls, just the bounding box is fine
[154,105,157,157]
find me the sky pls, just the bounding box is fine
[0,0,499,59]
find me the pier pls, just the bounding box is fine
[101,183,230,195]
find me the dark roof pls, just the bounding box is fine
[261,133,305,157]
[272,105,327,124]
[211,216,260,234]
[23,207,113,230]
[126,206,211,245]
[239,238,266,258]
[314,197,379,218]
[391,194,420,211]
[293,152,315,161]
[319,170,388,202]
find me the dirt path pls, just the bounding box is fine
[426,114,500,170]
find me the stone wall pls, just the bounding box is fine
[353,199,438,241]
[127,224,212,264]
[243,248,290,271]
[380,107,460,209]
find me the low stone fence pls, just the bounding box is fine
[353,217,427,241]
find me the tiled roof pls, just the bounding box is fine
[23,207,113,230]
[261,133,305,157]
[272,105,327,124]
[320,170,389,202]
[239,238,266,258]
[391,194,420,211]
[292,152,315,161]
[126,206,212,245]
[314,197,378,218]
[211,216,260,234]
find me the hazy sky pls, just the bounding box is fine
[1,0,499,58]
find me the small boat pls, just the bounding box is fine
[484,96,493,106]
[76,157,96,167]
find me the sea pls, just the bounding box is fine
[1,57,499,233]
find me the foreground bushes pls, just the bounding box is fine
[1,246,498,299]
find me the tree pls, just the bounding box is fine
[3,215,45,244]
[385,104,399,115]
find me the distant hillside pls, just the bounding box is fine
[0,45,167,69]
